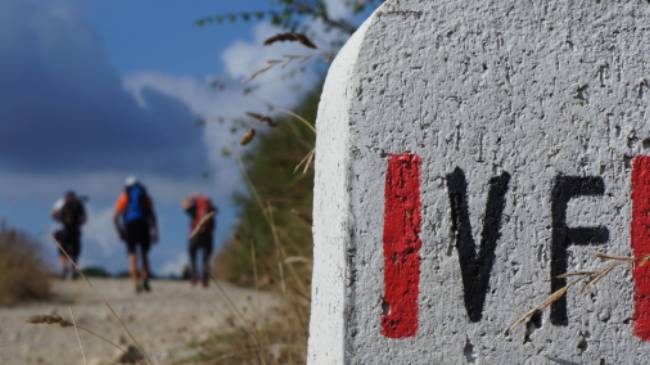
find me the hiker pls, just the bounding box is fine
[182,194,217,287]
[51,191,87,279]
[113,177,158,293]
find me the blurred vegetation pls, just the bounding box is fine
[0,225,51,305]
[191,305,308,364]
[192,2,386,364]
[213,87,318,288]
[196,86,319,365]
[80,266,111,278]
[208,0,389,287]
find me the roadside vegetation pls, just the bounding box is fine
[183,2,384,363]
[199,89,318,365]
[213,89,317,287]
[0,224,51,305]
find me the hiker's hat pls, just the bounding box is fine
[125,176,139,187]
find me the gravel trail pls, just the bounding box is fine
[0,278,276,365]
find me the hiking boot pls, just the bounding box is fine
[142,279,151,292]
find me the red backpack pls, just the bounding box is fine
[192,196,215,233]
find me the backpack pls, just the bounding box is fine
[192,196,215,232]
[59,199,83,227]
[123,184,149,224]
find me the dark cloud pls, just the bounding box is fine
[0,0,208,177]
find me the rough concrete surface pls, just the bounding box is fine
[309,0,650,363]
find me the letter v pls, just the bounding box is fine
[446,167,510,322]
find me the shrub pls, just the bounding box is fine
[80,266,111,278]
[0,225,51,305]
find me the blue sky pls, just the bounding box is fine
[0,0,356,275]
[84,1,268,76]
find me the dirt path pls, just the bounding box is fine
[0,278,276,365]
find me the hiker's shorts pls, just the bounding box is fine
[124,220,151,255]
[189,232,213,253]
[54,227,81,260]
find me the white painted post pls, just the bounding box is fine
[309,0,650,364]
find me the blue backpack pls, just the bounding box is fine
[123,184,148,224]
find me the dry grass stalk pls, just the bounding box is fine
[198,158,311,365]
[246,112,278,127]
[250,244,268,365]
[555,271,595,279]
[590,251,650,267]
[208,275,264,343]
[247,60,282,82]
[592,251,650,267]
[273,107,316,133]
[202,108,315,363]
[69,307,88,365]
[198,276,308,365]
[263,33,318,49]
[284,256,310,265]
[241,129,257,145]
[580,262,621,295]
[592,251,634,263]
[293,148,315,175]
[508,279,581,335]
[236,158,301,291]
[278,261,288,297]
[510,250,637,336]
[189,211,216,240]
[264,203,309,300]
[236,157,270,223]
[638,254,650,267]
[77,326,128,355]
[51,236,153,365]
[27,313,128,355]
[246,54,313,82]
[250,97,316,134]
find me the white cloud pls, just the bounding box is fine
[119,18,354,258]
[84,206,120,255]
[160,252,188,276]
[124,73,247,205]
[221,22,313,81]
[324,0,354,20]
[123,22,323,207]
[0,0,207,178]
[77,257,97,269]
[0,171,209,204]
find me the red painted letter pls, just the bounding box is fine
[381,153,422,339]
[632,155,650,341]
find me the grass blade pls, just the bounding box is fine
[580,262,621,295]
[69,307,88,365]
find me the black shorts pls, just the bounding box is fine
[124,220,151,255]
[189,232,213,251]
[54,227,81,259]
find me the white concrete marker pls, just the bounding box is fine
[309,0,650,364]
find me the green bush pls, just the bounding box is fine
[80,266,111,278]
